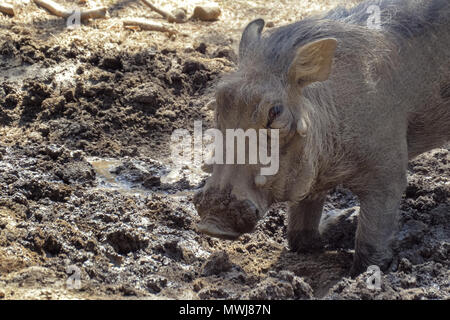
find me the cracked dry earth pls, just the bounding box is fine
[0,0,448,299]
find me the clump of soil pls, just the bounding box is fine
[243,271,314,300]
[202,251,232,276]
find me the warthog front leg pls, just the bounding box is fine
[351,173,407,277]
[287,194,326,253]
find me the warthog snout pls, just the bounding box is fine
[193,188,259,240]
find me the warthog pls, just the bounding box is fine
[193,0,450,275]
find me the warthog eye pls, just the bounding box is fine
[267,105,283,127]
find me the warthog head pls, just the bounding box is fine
[194,19,337,239]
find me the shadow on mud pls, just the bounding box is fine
[270,248,354,297]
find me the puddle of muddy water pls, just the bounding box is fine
[0,60,79,91]
[86,157,207,198]
[87,158,123,185]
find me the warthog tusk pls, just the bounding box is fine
[196,221,240,240]
[297,118,307,136]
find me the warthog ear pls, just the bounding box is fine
[288,38,337,87]
[239,19,265,60]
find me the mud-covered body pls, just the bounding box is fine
[194,0,450,275]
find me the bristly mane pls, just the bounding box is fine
[325,0,449,38]
[239,0,449,76]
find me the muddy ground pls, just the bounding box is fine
[0,0,448,300]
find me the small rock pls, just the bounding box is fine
[12,193,28,205]
[142,175,161,188]
[398,258,413,273]
[76,65,84,75]
[4,93,20,109]
[192,5,221,21]
[172,8,187,21]
[401,275,417,288]
[120,284,140,296]
[157,109,177,120]
[202,251,232,276]
[182,59,206,74]
[70,150,85,160]
[43,235,62,255]
[275,270,295,282]
[99,56,123,71]
[43,144,64,160]
[37,124,50,137]
[267,270,314,299]
[184,45,195,53]
[213,47,237,63]
[107,230,148,255]
[244,277,294,300]
[198,287,229,299]
[291,276,314,299]
[195,42,207,54]
[193,279,205,292]
[266,21,275,28]
[147,276,167,293]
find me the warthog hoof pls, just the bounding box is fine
[288,230,324,253]
[350,243,393,277]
